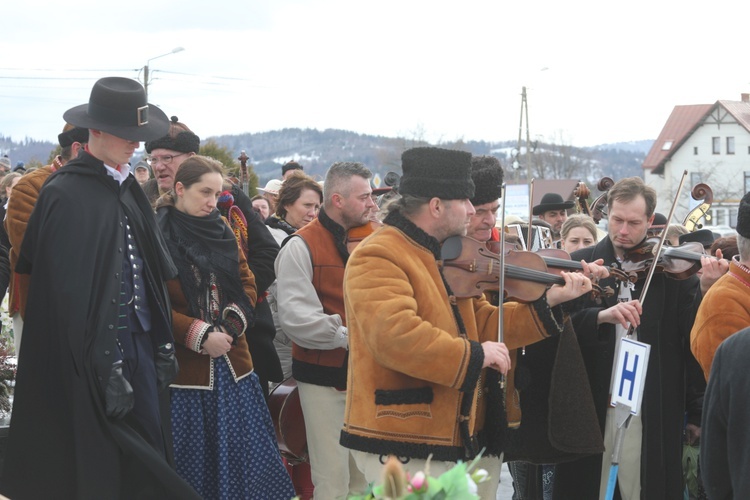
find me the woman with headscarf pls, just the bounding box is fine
[156,155,294,499]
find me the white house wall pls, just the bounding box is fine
[646,121,749,227]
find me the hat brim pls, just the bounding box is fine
[63,103,170,142]
[532,201,575,215]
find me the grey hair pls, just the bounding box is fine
[386,193,431,218]
[737,233,750,262]
[323,162,372,206]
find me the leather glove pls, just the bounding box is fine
[155,349,179,393]
[105,361,134,419]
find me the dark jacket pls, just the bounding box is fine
[553,237,705,500]
[143,179,282,383]
[0,152,199,499]
[701,327,750,499]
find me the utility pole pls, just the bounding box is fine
[517,86,531,182]
[141,47,185,101]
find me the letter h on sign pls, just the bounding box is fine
[610,338,650,416]
[618,351,638,401]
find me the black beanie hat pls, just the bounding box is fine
[144,116,200,154]
[58,124,89,148]
[282,161,303,175]
[737,191,750,239]
[470,156,504,206]
[399,147,474,200]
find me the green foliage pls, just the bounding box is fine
[200,139,259,194]
[682,444,700,497]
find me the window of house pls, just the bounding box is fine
[727,137,735,155]
[712,137,720,154]
[662,141,673,151]
[745,172,750,193]
[694,146,698,155]
[691,172,702,187]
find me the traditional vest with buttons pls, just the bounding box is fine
[290,219,350,389]
[117,216,152,339]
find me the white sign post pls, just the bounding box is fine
[604,338,651,500]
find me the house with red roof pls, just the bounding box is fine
[643,94,750,229]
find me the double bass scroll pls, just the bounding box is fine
[682,183,713,232]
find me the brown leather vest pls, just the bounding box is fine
[290,219,374,387]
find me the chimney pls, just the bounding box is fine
[742,93,750,103]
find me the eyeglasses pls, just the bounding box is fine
[146,153,188,166]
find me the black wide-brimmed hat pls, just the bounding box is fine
[678,229,716,248]
[63,77,169,142]
[399,147,474,200]
[533,192,575,215]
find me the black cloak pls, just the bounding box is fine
[0,152,200,499]
[553,237,705,500]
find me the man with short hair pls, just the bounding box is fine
[133,160,150,185]
[690,191,750,381]
[281,160,304,180]
[340,147,594,499]
[533,192,574,241]
[5,123,88,356]
[0,77,198,499]
[274,161,375,499]
[553,177,706,500]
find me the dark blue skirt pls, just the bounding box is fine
[171,358,295,500]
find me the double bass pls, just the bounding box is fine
[237,150,250,196]
[682,183,713,232]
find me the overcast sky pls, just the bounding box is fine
[2,0,749,149]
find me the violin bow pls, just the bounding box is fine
[497,183,507,389]
[627,170,688,337]
[527,178,535,250]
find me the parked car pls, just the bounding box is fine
[707,225,736,238]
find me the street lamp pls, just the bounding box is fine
[142,47,185,101]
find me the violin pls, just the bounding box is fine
[536,248,635,286]
[589,177,615,224]
[682,183,713,231]
[574,181,593,217]
[441,236,612,301]
[621,237,712,280]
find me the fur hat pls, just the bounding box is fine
[57,123,89,148]
[399,147,474,200]
[533,193,575,215]
[63,77,169,142]
[470,156,504,206]
[736,191,750,239]
[282,161,303,175]
[144,116,200,154]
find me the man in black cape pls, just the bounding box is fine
[0,77,199,499]
[552,177,705,500]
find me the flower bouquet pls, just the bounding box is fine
[347,453,489,500]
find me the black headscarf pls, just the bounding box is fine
[157,205,253,324]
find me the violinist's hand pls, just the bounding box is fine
[699,249,730,295]
[581,258,610,281]
[598,299,643,329]
[481,341,511,375]
[546,271,593,307]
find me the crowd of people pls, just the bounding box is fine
[0,76,746,500]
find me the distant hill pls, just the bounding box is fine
[0,128,652,185]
